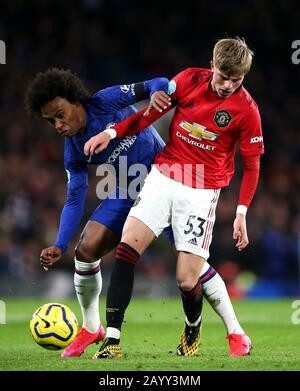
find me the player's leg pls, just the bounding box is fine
[61,220,119,357]
[94,167,172,359]
[176,251,205,356]
[170,245,251,356]
[171,188,220,356]
[62,194,135,357]
[75,221,119,331]
[164,226,203,355]
[93,217,156,359]
[199,262,252,356]
[169,232,251,356]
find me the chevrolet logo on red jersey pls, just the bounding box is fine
[179,120,219,141]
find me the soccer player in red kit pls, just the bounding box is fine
[85,37,264,359]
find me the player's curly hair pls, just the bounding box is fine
[25,68,91,116]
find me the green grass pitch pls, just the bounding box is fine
[0,298,299,371]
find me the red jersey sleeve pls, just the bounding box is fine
[113,103,172,138]
[238,104,264,156]
[238,155,260,207]
[112,69,193,138]
[113,68,211,138]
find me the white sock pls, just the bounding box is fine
[200,262,244,335]
[106,327,121,340]
[74,258,102,333]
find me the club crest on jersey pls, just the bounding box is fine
[214,110,232,128]
[179,120,219,141]
[120,84,130,93]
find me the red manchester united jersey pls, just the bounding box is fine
[153,68,264,189]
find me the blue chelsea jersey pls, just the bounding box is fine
[64,84,165,191]
[55,81,168,253]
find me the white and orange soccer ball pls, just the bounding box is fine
[29,303,78,350]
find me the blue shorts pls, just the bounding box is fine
[89,188,174,245]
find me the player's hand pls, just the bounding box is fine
[84,132,112,156]
[233,214,249,251]
[144,91,171,117]
[40,246,62,271]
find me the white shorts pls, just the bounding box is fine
[128,166,220,259]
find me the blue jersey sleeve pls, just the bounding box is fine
[94,77,169,112]
[55,140,89,254]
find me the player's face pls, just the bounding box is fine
[41,97,86,137]
[211,64,244,99]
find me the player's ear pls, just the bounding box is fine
[210,60,214,71]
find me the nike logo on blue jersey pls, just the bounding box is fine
[86,155,92,163]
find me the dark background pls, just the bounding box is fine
[0,0,299,298]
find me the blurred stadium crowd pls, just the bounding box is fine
[0,0,299,297]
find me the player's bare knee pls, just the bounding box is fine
[75,241,97,263]
[177,278,197,292]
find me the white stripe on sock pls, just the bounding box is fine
[185,315,202,327]
[75,258,101,272]
[106,327,121,340]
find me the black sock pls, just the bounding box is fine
[180,279,203,324]
[105,337,120,345]
[106,242,140,330]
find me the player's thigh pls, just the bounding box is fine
[76,194,136,261]
[127,167,172,245]
[176,251,206,291]
[172,188,220,260]
[90,192,135,238]
[121,216,156,254]
[76,220,120,261]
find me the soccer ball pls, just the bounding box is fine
[29,303,78,350]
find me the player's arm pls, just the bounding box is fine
[84,86,176,156]
[84,103,173,155]
[110,74,184,137]
[233,154,261,251]
[84,69,189,155]
[40,165,88,271]
[233,106,264,251]
[54,168,88,253]
[96,77,171,111]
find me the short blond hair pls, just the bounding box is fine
[213,37,254,76]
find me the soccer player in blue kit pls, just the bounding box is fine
[25,68,170,357]
[25,68,249,358]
